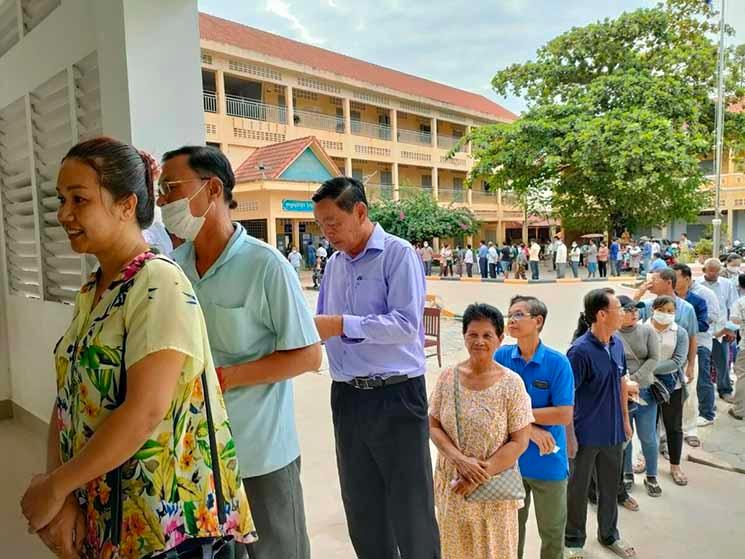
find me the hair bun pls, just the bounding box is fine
[138,150,161,183]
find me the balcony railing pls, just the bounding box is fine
[365,183,394,202]
[704,173,745,188]
[203,91,217,113]
[226,95,287,123]
[471,190,498,205]
[398,128,433,146]
[294,109,345,132]
[438,188,466,204]
[351,120,392,141]
[399,186,433,200]
[437,135,466,151]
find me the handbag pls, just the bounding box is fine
[452,367,525,502]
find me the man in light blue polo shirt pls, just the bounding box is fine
[495,295,574,559]
[159,146,322,559]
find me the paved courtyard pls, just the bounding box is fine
[3,278,745,558]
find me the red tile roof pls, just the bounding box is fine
[234,136,339,182]
[199,13,516,122]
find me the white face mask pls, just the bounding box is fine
[728,265,740,273]
[653,311,675,326]
[161,181,213,241]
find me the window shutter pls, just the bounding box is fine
[0,0,20,57]
[22,0,61,34]
[30,70,78,303]
[74,52,102,141]
[0,97,42,298]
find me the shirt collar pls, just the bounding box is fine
[510,341,546,365]
[343,223,386,262]
[173,222,246,281]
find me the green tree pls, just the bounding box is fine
[461,0,745,234]
[368,192,479,244]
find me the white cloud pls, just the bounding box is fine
[265,0,326,44]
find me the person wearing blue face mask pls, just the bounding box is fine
[158,145,322,559]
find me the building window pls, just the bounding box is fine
[380,171,393,185]
[240,219,267,242]
[421,175,432,188]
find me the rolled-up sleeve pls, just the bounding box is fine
[341,243,424,344]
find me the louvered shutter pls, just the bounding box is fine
[0,98,42,298]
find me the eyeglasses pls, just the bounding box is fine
[507,311,534,322]
[157,177,211,197]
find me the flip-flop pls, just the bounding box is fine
[660,446,670,461]
[729,408,744,420]
[644,477,662,497]
[602,538,637,558]
[564,548,587,559]
[671,470,688,486]
[684,435,701,447]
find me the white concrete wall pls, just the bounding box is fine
[0,0,204,420]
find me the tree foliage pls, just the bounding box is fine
[462,0,745,233]
[368,192,479,243]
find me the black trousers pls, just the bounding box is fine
[465,262,473,277]
[489,262,498,278]
[331,376,441,559]
[599,261,607,277]
[566,443,623,548]
[659,388,684,466]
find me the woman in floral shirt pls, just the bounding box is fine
[21,138,256,558]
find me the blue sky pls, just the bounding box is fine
[198,0,745,115]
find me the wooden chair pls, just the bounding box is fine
[423,306,442,367]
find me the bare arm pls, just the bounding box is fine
[429,414,489,484]
[531,406,573,426]
[46,406,61,473]
[221,343,322,389]
[484,425,530,476]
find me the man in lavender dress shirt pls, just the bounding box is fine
[313,177,441,559]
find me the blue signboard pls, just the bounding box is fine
[282,199,314,212]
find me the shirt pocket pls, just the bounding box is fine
[529,379,552,407]
[353,279,388,316]
[205,304,252,354]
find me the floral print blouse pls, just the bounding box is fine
[54,252,257,559]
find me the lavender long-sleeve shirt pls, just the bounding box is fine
[317,224,426,382]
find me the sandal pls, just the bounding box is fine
[684,435,701,447]
[623,473,634,493]
[660,446,670,461]
[602,538,637,558]
[632,456,646,474]
[671,469,688,486]
[564,549,587,559]
[644,476,662,497]
[620,495,639,512]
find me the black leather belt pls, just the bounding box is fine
[347,375,409,390]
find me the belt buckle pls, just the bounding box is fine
[354,377,377,390]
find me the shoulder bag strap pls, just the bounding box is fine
[453,367,463,450]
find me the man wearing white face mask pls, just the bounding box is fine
[720,253,743,282]
[158,146,322,559]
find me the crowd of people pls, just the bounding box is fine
[408,234,698,282]
[16,137,742,559]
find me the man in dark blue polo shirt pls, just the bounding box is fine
[566,288,636,558]
[495,296,574,559]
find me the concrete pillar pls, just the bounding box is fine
[216,69,226,114]
[343,97,351,136]
[291,219,300,251]
[344,157,352,177]
[728,207,735,244]
[497,222,505,245]
[392,162,400,201]
[391,109,398,144]
[267,217,277,248]
[466,125,472,154]
[286,85,294,127]
[95,0,205,154]
[432,118,438,148]
[432,167,439,200]
[467,186,473,206]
